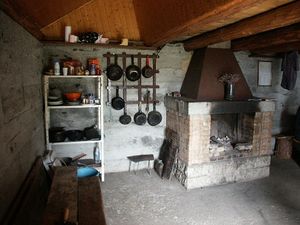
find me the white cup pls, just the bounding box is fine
[65,26,71,42]
[63,67,68,76]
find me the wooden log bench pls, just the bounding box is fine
[1,157,51,225]
[42,167,106,225]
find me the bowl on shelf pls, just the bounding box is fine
[64,92,81,102]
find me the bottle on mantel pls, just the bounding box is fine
[93,145,101,164]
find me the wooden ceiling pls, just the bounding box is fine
[1,0,300,53]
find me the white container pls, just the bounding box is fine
[63,67,68,76]
[54,62,60,76]
[65,26,72,42]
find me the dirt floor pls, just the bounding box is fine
[102,159,300,225]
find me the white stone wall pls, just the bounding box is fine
[235,51,300,134]
[0,11,44,220]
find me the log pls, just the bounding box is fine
[184,1,300,51]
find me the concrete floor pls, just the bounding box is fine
[102,159,300,225]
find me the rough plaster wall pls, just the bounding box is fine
[0,11,44,220]
[42,44,192,172]
[235,51,300,134]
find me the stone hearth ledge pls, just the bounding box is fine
[185,156,271,189]
[165,96,275,115]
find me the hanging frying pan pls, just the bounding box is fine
[126,55,141,81]
[119,102,131,125]
[106,54,123,81]
[111,86,124,110]
[142,55,154,78]
[134,102,146,125]
[147,99,162,126]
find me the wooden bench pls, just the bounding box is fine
[1,157,51,225]
[42,167,106,225]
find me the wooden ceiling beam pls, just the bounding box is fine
[232,23,300,51]
[184,1,300,51]
[134,0,293,48]
[251,41,300,54]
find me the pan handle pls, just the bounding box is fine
[146,55,150,66]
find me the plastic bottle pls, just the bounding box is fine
[93,145,101,163]
[54,61,60,76]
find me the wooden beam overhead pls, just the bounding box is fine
[184,1,300,51]
[134,0,293,47]
[232,23,300,51]
[251,42,300,54]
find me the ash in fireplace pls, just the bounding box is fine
[209,136,252,159]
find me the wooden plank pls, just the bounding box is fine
[1,157,50,225]
[0,0,44,39]
[41,0,140,41]
[232,23,300,51]
[184,1,300,51]
[42,167,78,225]
[42,40,157,51]
[78,177,106,225]
[133,0,292,47]
[251,42,300,54]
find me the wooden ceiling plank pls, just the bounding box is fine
[231,23,300,51]
[133,0,293,47]
[41,0,140,41]
[0,0,44,39]
[184,1,300,51]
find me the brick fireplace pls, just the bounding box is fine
[165,97,275,189]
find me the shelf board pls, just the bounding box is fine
[42,40,158,51]
[50,140,102,146]
[47,104,101,109]
[44,75,100,78]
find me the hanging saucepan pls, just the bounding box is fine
[142,55,154,78]
[119,101,131,125]
[147,100,162,126]
[111,86,124,110]
[126,55,141,81]
[134,102,146,125]
[106,54,123,81]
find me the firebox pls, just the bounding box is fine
[164,48,275,189]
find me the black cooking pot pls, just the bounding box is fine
[134,102,146,125]
[126,55,141,82]
[65,130,83,141]
[49,127,66,142]
[106,54,123,81]
[83,125,100,140]
[111,86,125,110]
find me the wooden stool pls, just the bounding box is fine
[127,154,154,175]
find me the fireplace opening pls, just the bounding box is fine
[209,113,255,161]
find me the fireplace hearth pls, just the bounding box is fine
[165,96,275,189]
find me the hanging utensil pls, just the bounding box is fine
[126,55,141,82]
[111,86,125,110]
[106,54,123,81]
[145,90,150,114]
[134,102,146,125]
[142,55,154,78]
[119,101,131,125]
[147,97,162,126]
